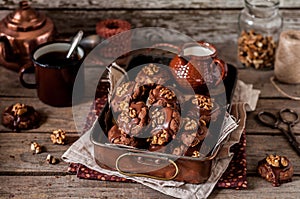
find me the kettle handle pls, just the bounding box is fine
[0,36,19,71]
[19,62,37,89]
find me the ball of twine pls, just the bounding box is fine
[275,30,300,84]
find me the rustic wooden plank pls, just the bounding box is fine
[246,135,300,174]
[0,175,299,198]
[0,67,36,97]
[246,99,300,134]
[238,69,300,99]
[0,97,78,132]
[1,80,300,135]
[47,9,239,42]
[0,132,78,173]
[0,132,299,174]
[1,9,298,43]
[0,175,174,199]
[1,0,299,9]
[211,176,300,198]
[2,97,299,135]
[1,42,300,100]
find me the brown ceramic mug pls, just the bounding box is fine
[19,41,85,107]
[169,41,227,91]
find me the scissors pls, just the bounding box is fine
[257,108,300,156]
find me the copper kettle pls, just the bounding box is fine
[0,1,55,71]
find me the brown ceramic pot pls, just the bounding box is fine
[169,41,227,92]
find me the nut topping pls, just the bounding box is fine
[184,118,198,131]
[116,82,130,97]
[192,95,213,111]
[192,151,200,158]
[266,154,281,167]
[119,101,129,111]
[160,87,175,100]
[280,157,289,167]
[11,103,27,116]
[150,129,171,145]
[150,108,165,127]
[142,63,159,76]
[128,107,137,118]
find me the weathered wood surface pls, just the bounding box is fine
[0,97,78,132]
[1,41,300,99]
[0,175,299,199]
[1,1,300,197]
[0,4,300,42]
[0,132,299,174]
[1,0,300,9]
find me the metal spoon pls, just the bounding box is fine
[79,34,101,50]
[66,30,84,59]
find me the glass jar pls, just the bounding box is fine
[238,0,283,69]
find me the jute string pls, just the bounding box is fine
[271,30,300,100]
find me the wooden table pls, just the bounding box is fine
[0,41,300,198]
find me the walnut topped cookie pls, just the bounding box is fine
[147,85,180,109]
[110,81,153,114]
[2,103,40,131]
[135,63,172,86]
[257,154,294,187]
[117,101,149,136]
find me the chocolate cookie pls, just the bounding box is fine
[147,105,181,150]
[2,103,40,131]
[183,94,221,126]
[147,85,179,109]
[117,101,149,137]
[135,63,172,86]
[110,81,152,114]
[257,154,294,187]
[107,125,141,148]
[180,117,208,144]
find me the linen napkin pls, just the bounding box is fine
[233,80,260,112]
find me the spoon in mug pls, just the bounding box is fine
[66,30,84,59]
[80,34,101,50]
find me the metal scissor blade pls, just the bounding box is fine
[280,128,300,156]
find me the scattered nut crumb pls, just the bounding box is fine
[30,142,42,154]
[51,129,66,145]
[46,154,58,164]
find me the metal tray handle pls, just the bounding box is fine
[115,152,179,181]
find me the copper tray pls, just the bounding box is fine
[90,49,237,184]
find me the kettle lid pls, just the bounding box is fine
[3,1,46,32]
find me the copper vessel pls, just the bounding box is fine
[0,1,55,71]
[90,49,238,184]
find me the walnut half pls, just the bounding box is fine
[11,103,27,116]
[30,142,42,154]
[50,129,66,145]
